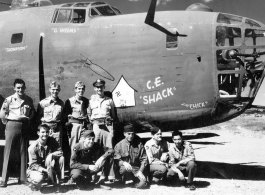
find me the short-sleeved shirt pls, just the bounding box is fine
[144,138,170,164]
[114,138,148,172]
[37,96,64,123]
[64,96,89,120]
[169,141,195,166]
[0,93,35,120]
[88,95,115,120]
[70,141,107,170]
[28,137,62,172]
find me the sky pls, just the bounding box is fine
[0,0,265,105]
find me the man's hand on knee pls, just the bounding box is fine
[123,162,132,172]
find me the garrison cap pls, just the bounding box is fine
[49,81,60,89]
[82,130,95,138]
[124,124,135,133]
[75,81,85,88]
[93,79,105,87]
[150,126,161,135]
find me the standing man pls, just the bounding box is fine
[0,78,35,187]
[70,130,114,190]
[37,81,64,146]
[144,126,170,183]
[168,131,197,190]
[27,124,64,191]
[88,79,115,149]
[114,124,148,189]
[64,81,89,152]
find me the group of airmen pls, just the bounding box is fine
[0,78,197,192]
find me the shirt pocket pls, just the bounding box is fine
[54,105,62,118]
[44,106,52,115]
[90,104,98,110]
[9,103,21,114]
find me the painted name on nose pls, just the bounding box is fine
[140,87,176,104]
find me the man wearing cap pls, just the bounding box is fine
[37,81,64,146]
[0,78,35,187]
[144,126,170,183]
[88,79,116,149]
[27,124,64,191]
[114,124,148,189]
[70,130,114,190]
[63,81,89,152]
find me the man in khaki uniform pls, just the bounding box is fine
[144,126,170,183]
[27,124,64,191]
[88,79,115,149]
[114,124,148,189]
[0,79,35,187]
[168,131,197,190]
[37,81,64,146]
[64,81,89,152]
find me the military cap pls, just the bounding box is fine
[124,124,135,133]
[82,130,95,138]
[75,81,85,88]
[150,126,161,135]
[93,79,105,87]
[49,81,60,89]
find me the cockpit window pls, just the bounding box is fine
[244,29,265,46]
[74,3,91,7]
[245,19,261,28]
[56,9,72,23]
[91,8,99,16]
[166,35,178,49]
[95,6,116,16]
[52,9,86,23]
[217,13,242,25]
[61,3,74,7]
[216,26,242,46]
[112,6,122,15]
[71,9,86,23]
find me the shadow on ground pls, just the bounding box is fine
[196,161,265,180]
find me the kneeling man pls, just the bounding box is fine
[145,126,170,183]
[27,124,64,191]
[70,130,114,190]
[114,124,148,189]
[168,131,197,190]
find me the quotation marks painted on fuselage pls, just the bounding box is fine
[140,76,176,104]
[181,101,208,110]
[52,28,79,33]
[5,46,27,52]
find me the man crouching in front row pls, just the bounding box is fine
[27,124,64,191]
[70,130,114,190]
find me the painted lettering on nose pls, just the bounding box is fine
[141,87,176,104]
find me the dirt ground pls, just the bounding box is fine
[1,115,265,195]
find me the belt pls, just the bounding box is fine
[7,119,24,122]
[91,118,105,125]
[69,118,86,124]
